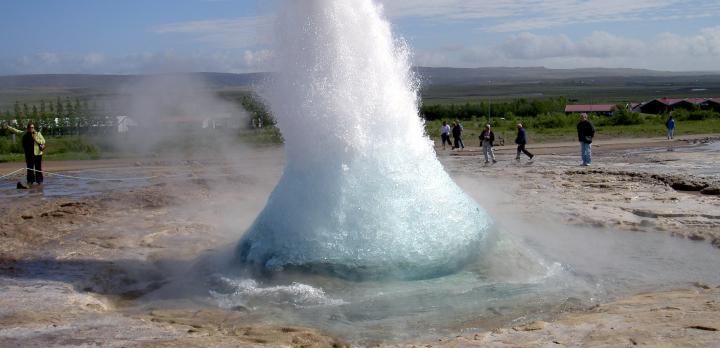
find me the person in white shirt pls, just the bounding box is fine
[439,121,452,150]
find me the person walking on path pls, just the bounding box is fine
[515,123,534,161]
[439,121,452,150]
[451,120,464,150]
[666,115,676,140]
[576,113,595,166]
[478,124,497,164]
[3,122,46,186]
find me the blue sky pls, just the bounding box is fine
[2,0,720,75]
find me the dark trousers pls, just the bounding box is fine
[25,155,43,184]
[516,144,533,158]
[453,137,464,149]
[441,134,452,147]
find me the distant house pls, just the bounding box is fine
[116,116,138,133]
[700,98,720,112]
[638,97,713,114]
[202,117,243,129]
[638,99,676,114]
[564,104,617,115]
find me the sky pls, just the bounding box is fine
[1,0,720,75]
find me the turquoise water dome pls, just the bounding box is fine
[236,0,493,280]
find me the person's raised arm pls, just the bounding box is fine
[5,125,23,135]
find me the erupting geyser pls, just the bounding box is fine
[237,0,493,279]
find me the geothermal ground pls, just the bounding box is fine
[1,136,719,347]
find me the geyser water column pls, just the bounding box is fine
[237,0,493,279]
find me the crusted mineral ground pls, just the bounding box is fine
[0,137,719,347]
[384,287,720,348]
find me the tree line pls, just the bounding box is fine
[1,97,120,136]
[1,92,274,136]
[420,97,568,121]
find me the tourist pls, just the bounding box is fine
[439,121,452,150]
[576,113,595,166]
[3,122,46,186]
[666,115,676,140]
[515,123,534,161]
[451,121,464,150]
[478,124,497,164]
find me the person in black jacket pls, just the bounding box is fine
[478,124,497,164]
[515,123,534,161]
[451,121,464,150]
[3,122,46,186]
[576,113,596,166]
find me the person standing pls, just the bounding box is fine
[451,121,464,150]
[666,115,676,140]
[439,121,452,150]
[576,113,595,166]
[478,124,497,164]
[3,122,46,185]
[515,123,534,161]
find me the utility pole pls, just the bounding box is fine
[488,80,492,124]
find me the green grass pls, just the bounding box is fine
[0,135,102,162]
[0,128,285,163]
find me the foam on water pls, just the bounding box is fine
[210,276,346,308]
[236,0,492,279]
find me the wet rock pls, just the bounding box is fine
[512,321,546,331]
[632,210,658,218]
[640,220,655,227]
[687,325,718,331]
[693,282,712,290]
[700,186,720,195]
[689,234,705,241]
[668,176,708,191]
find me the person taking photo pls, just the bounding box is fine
[3,122,46,186]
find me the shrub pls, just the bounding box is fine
[529,113,576,129]
[608,109,643,125]
[686,110,718,121]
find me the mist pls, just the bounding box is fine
[109,73,250,159]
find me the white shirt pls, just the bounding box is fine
[440,125,451,135]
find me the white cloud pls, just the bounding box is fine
[423,26,720,71]
[0,50,272,75]
[380,0,720,32]
[153,16,273,48]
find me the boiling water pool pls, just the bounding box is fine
[207,223,720,344]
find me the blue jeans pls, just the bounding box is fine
[581,142,592,165]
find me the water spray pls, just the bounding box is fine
[236,0,493,280]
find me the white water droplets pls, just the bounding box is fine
[237,0,493,279]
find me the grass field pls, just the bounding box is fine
[420,78,720,105]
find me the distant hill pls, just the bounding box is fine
[1,68,719,102]
[0,72,265,90]
[413,67,720,85]
[2,68,719,90]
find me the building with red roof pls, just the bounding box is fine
[700,98,720,112]
[637,97,716,114]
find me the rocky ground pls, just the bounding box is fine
[0,136,718,347]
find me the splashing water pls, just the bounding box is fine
[236,0,493,279]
